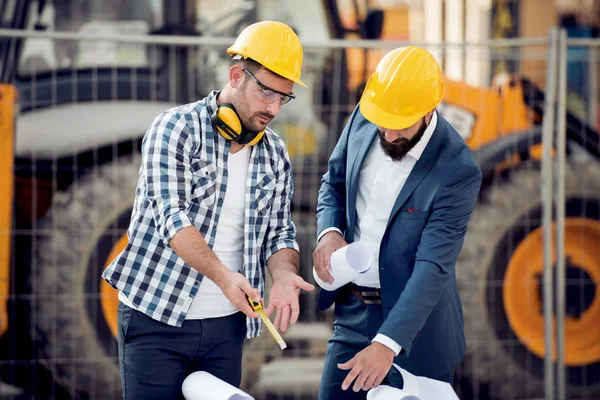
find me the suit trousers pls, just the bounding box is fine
[318,293,454,400]
[117,301,247,400]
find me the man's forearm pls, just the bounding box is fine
[169,226,230,286]
[267,248,300,281]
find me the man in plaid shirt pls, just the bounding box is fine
[102,21,314,399]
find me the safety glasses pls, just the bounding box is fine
[242,68,295,106]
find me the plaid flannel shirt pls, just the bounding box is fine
[102,91,299,338]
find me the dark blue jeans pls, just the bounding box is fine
[318,295,454,400]
[118,302,247,400]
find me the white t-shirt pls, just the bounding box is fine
[186,145,250,319]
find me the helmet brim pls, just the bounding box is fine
[227,50,307,88]
[359,99,424,130]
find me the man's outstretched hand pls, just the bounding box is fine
[264,273,314,332]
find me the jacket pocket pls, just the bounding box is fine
[400,210,429,220]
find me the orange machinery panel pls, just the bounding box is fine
[0,85,16,337]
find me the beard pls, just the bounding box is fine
[246,112,274,132]
[379,118,428,162]
[235,82,274,133]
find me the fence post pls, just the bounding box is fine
[589,46,598,128]
[554,27,568,400]
[541,26,559,400]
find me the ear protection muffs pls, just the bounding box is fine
[211,103,264,146]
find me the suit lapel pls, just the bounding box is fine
[387,119,447,226]
[347,127,378,239]
[349,127,378,192]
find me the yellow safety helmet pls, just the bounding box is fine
[227,21,306,87]
[359,46,445,129]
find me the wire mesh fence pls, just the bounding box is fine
[0,26,599,400]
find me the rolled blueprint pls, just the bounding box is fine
[182,371,254,400]
[313,241,373,291]
[366,364,460,400]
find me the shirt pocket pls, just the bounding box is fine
[398,210,429,251]
[191,158,218,207]
[254,174,277,216]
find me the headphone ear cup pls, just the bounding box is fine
[212,105,242,141]
[211,102,263,146]
[244,130,265,146]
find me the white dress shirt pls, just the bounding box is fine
[318,112,438,355]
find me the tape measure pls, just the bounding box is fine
[247,297,287,350]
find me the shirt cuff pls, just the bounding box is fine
[265,238,300,262]
[373,334,402,356]
[317,227,343,243]
[162,211,193,247]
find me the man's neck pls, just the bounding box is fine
[230,141,245,154]
[217,86,233,105]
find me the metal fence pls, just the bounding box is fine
[0,26,599,400]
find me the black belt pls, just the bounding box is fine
[349,284,382,304]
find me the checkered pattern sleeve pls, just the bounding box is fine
[263,137,300,261]
[142,111,196,246]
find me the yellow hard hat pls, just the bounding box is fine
[359,46,444,129]
[227,21,306,87]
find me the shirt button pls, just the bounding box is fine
[194,281,199,286]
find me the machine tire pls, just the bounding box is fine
[33,156,141,399]
[459,160,600,400]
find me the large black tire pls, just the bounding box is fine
[33,156,141,399]
[459,160,600,400]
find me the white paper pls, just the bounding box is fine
[367,386,421,400]
[182,371,255,400]
[313,242,373,291]
[366,364,459,400]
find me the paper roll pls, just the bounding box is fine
[182,371,254,400]
[367,386,421,400]
[313,241,373,291]
[367,364,460,400]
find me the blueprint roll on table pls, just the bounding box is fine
[182,371,254,400]
[367,364,460,400]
